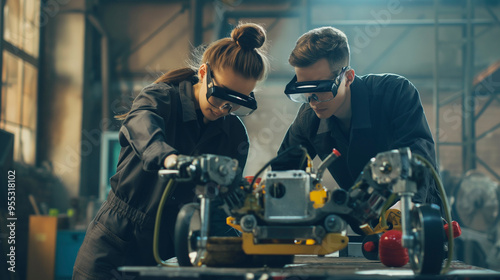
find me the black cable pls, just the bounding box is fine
[250,145,308,188]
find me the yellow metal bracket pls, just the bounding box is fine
[359,208,402,235]
[241,232,348,255]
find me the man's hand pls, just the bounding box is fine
[164,154,178,169]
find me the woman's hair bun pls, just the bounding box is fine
[231,23,266,51]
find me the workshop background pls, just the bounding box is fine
[0,0,499,279]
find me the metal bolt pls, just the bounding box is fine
[325,216,336,231]
[218,165,228,175]
[324,215,346,233]
[241,215,257,232]
[379,161,392,174]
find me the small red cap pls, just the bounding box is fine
[332,149,341,157]
[245,176,261,185]
[363,241,376,252]
[444,221,461,239]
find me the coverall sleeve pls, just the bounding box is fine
[232,117,250,171]
[387,77,442,206]
[120,84,178,172]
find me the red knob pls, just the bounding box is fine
[363,241,376,252]
[332,149,341,157]
[379,230,409,267]
[444,221,461,239]
[244,176,261,186]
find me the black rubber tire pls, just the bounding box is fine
[174,203,201,267]
[362,234,381,260]
[409,204,445,275]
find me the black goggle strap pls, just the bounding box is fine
[285,75,337,95]
[334,66,349,85]
[206,62,215,95]
[212,89,257,110]
[284,66,350,95]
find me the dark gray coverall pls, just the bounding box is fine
[73,80,248,279]
[274,74,442,208]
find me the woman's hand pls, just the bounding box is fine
[164,154,178,169]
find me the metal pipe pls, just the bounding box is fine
[313,18,496,27]
[212,1,227,41]
[438,142,465,146]
[433,0,440,163]
[191,0,204,48]
[117,5,186,62]
[364,16,421,74]
[224,10,301,18]
[2,41,38,67]
[87,14,110,128]
[462,0,476,172]
[475,156,500,182]
[0,0,5,117]
[438,90,463,107]
[474,95,496,120]
[475,122,500,141]
[195,194,210,266]
[87,14,106,35]
[101,37,110,124]
[301,0,311,34]
[486,7,500,25]
[400,194,414,248]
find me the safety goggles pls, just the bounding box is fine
[284,66,349,104]
[206,63,257,116]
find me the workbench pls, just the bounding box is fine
[119,256,500,280]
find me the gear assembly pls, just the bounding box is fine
[154,146,460,275]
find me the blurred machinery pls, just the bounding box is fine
[452,171,499,232]
[450,171,500,270]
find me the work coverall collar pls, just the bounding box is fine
[178,80,232,137]
[319,75,372,135]
[349,75,372,130]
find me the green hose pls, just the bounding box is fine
[413,154,453,274]
[153,179,176,266]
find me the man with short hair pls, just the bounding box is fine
[275,26,442,208]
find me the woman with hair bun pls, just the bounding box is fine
[73,22,269,279]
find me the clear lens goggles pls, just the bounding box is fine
[206,63,257,116]
[284,66,349,104]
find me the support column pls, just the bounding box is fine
[462,0,476,172]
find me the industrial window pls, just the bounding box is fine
[0,0,40,164]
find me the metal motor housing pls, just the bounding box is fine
[263,170,312,223]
